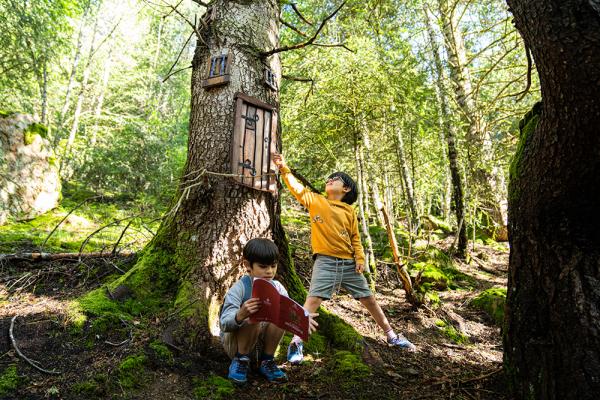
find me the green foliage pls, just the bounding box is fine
[472,288,507,326]
[192,374,235,400]
[0,365,20,397]
[118,354,148,390]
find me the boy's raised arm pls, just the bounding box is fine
[272,152,317,209]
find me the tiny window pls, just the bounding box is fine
[264,67,277,90]
[202,52,232,88]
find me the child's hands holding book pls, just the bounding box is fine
[235,298,261,323]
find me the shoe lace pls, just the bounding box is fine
[236,359,249,374]
[263,359,278,373]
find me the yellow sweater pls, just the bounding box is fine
[280,167,365,265]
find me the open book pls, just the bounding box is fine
[249,278,310,341]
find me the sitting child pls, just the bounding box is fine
[220,238,317,384]
[272,152,416,365]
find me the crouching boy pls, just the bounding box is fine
[220,238,316,384]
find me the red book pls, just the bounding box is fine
[249,278,310,341]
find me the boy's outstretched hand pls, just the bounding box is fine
[308,312,319,335]
[272,152,287,170]
[235,297,261,323]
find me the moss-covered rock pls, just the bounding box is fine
[435,319,469,344]
[329,350,370,389]
[0,365,20,397]
[149,340,174,366]
[118,354,148,390]
[192,374,235,400]
[471,288,506,326]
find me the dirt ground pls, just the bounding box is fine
[0,235,509,400]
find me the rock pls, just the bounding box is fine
[0,113,60,225]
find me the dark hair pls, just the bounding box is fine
[243,238,279,265]
[327,172,358,205]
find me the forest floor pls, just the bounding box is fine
[0,201,509,400]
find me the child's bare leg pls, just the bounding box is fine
[358,295,392,331]
[262,323,285,356]
[236,323,261,354]
[303,296,324,313]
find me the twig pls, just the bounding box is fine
[261,1,346,57]
[312,42,354,52]
[40,195,102,252]
[9,316,61,375]
[112,219,135,255]
[291,3,313,25]
[280,18,307,37]
[282,74,313,83]
[78,214,144,260]
[162,31,194,82]
[509,44,533,102]
[162,65,192,82]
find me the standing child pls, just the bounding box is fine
[272,153,416,364]
[220,238,317,384]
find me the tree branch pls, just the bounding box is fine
[261,1,346,57]
[280,18,308,37]
[291,3,313,25]
[282,74,313,83]
[508,44,533,102]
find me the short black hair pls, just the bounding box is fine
[327,172,358,205]
[243,238,279,265]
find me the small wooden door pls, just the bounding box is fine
[231,93,278,193]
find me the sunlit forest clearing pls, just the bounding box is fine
[1,0,598,399]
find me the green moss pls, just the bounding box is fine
[425,215,453,234]
[413,262,450,290]
[0,365,19,397]
[305,332,327,355]
[71,380,101,396]
[26,122,49,138]
[192,374,235,400]
[23,131,38,145]
[118,354,148,390]
[149,341,173,365]
[510,102,542,202]
[472,288,507,326]
[329,351,370,389]
[316,308,364,354]
[435,319,469,344]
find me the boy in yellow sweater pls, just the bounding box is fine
[272,153,416,364]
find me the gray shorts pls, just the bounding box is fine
[308,254,372,300]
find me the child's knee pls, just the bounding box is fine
[359,295,376,305]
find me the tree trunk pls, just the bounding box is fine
[40,61,48,125]
[424,3,467,256]
[504,1,600,398]
[110,1,308,347]
[90,47,113,146]
[59,4,88,129]
[360,121,386,227]
[354,140,377,289]
[437,0,506,234]
[394,126,418,228]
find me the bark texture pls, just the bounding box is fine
[115,0,304,347]
[504,1,600,398]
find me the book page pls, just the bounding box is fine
[249,278,281,325]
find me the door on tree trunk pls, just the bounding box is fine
[231,93,278,193]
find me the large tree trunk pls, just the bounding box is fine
[504,1,600,398]
[110,1,307,347]
[424,3,467,256]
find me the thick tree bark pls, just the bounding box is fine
[424,4,467,256]
[504,1,600,398]
[111,1,308,347]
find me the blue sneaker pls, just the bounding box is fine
[387,335,416,351]
[259,359,288,382]
[287,340,304,364]
[228,356,250,384]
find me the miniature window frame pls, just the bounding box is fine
[264,67,277,91]
[230,93,278,193]
[202,52,232,88]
